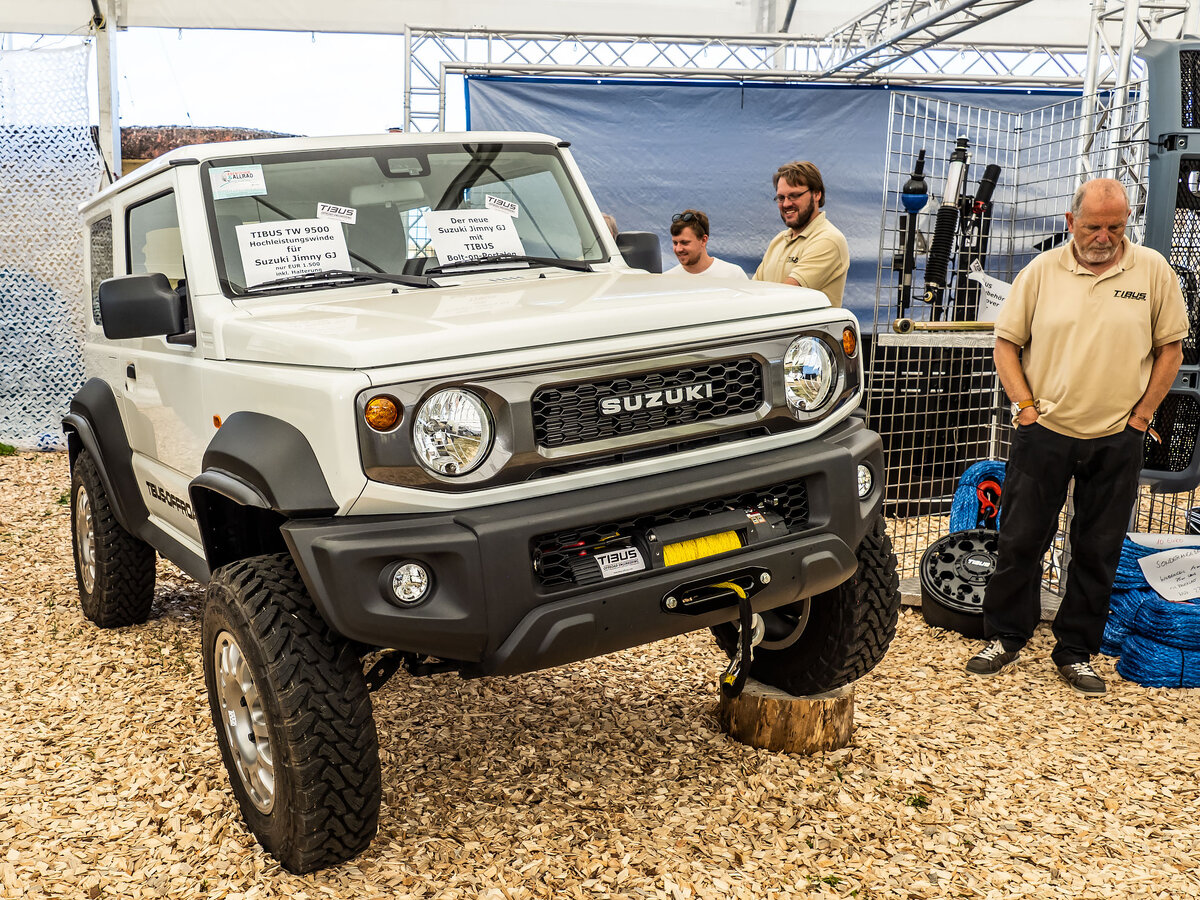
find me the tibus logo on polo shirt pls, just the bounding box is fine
[1113,289,1148,301]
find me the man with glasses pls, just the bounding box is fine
[754,161,849,306]
[665,209,747,278]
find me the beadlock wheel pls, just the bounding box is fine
[213,629,275,814]
[919,528,998,639]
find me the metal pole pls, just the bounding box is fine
[1076,0,1107,181]
[1103,0,1141,177]
[95,0,121,182]
[403,25,412,133]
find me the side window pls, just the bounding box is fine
[127,192,185,288]
[89,216,113,325]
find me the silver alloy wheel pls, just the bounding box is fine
[74,486,96,594]
[214,630,275,813]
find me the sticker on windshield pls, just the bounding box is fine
[210,164,268,200]
[235,219,350,287]
[425,210,524,266]
[317,202,357,225]
[485,195,519,218]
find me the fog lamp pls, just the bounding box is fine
[389,561,431,605]
[857,464,874,499]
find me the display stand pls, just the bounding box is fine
[717,680,853,754]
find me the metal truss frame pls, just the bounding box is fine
[402,24,1093,132]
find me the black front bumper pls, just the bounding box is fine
[282,415,883,678]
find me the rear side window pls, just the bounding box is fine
[127,192,185,288]
[89,216,113,324]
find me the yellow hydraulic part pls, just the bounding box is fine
[662,531,742,566]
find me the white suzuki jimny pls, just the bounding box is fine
[66,132,899,871]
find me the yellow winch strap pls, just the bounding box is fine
[711,581,747,599]
[662,531,742,567]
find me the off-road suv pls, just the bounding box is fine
[66,132,899,872]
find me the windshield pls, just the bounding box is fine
[201,142,607,294]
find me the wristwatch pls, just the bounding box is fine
[1012,399,1038,417]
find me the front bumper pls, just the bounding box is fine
[282,415,883,677]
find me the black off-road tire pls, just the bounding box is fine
[203,553,380,874]
[713,515,901,695]
[71,448,156,627]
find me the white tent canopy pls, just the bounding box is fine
[2,0,1108,46]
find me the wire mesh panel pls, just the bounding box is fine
[871,84,1199,587]
[0,43,103,451]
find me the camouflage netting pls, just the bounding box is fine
[0,43,103,451]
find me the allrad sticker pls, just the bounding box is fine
[594,547,646,579]
[210,164,268,200]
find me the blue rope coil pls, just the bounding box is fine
[1104,538,1200,686]
[948,460,1006,532]
[1116,634,1200,688]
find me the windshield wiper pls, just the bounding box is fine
[244,269,436,293]
[424,254,593,275]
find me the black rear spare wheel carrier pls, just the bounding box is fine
[711,515,901,695]
[203,552,380,873]
[918,528,998,639]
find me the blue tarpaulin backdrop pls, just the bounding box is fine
[466,77,1073,324]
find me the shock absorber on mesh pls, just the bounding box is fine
[921,137,970,320]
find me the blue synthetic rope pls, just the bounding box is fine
[1104,537,1200,687]
[1116,634,1200,688]
[948,460,1006,531]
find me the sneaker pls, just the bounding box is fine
[965,639,1020,676]
[1057,661,1106,695]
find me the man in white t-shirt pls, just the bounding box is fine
[664,209,748,278]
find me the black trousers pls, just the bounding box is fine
[983,422,1144,666]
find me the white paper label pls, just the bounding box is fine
[210,164,267,200]
[236,219,350,287]
[1128,532,1200,549]
[485,194,520,217]
[967,263,1012,322]
[1138,548,1200,602]
[594,546,646,578]
[425,210,524,265]
[317,202,357,225]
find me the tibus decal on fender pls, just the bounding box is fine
[599,382,715,415]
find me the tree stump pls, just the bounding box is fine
[717,679,853,754]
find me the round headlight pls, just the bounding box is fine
[413,389,492,475]
[783,336,836,413]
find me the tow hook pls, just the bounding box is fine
[718,581,765,699]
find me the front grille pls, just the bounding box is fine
[531,478,809,588]
[1172,158,1200,366]
[531,358,763,448]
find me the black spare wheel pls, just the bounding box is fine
[919,528,998,639]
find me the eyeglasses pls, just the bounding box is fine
[774,190,811,204]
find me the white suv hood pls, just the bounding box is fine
[219,270,833,369]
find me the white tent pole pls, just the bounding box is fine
[94,0,121,182]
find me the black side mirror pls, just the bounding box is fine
[98,273,186,339]
[615,231,663,274]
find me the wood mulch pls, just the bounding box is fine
[2,451,1199,899]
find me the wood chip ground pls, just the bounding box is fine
[2,452,1199,899]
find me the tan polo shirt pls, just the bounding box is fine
[752,211,850,307]
[995,238,1189,439]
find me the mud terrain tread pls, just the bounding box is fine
[73,450,155,627]
[206,554,379,873]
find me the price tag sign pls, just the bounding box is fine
[236,218,350,287]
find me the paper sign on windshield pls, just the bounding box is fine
[210,164,268,200]
[425,210,524,266]
[236,219,350,287]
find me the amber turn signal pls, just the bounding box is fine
[842,327,858,358]
[364,396,401,431]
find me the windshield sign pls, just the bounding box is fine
[202,143,605,295]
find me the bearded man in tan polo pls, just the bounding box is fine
[753,161,849,306]
[966,178,1189,695]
